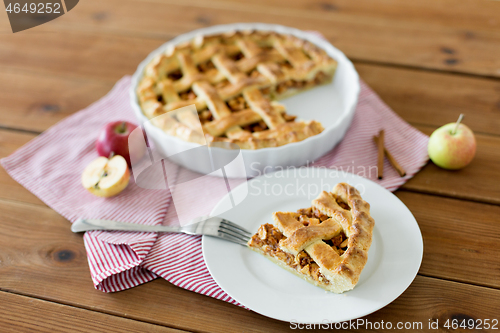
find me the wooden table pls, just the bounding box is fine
[1,0,499,332]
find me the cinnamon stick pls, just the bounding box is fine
[376,130,384,179]
[373,135,407,177]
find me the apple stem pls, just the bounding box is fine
[109,151,115,159]
[119,121,127,134]
[453,114,464,135]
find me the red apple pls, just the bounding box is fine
[427,114,476,170]
[96,121,138,167]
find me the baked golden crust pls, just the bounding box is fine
[248,183,375,293]
[136,30,336,149]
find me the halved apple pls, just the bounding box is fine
[81,155,130,197]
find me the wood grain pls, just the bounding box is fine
[356,63,500,137]
[2,0,500,77]
[0,33,161,82]
[0,68,114,133]
[396,192,500,289]
[356,276,500,333]
[0,291,184,333]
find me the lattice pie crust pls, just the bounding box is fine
[248,183,375,293]
[136,30,337,149]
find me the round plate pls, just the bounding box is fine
[202,168,423,323]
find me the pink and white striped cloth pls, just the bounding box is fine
[1,76,429,306]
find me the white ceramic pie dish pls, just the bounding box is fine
[130,23,360,178]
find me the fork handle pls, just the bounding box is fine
[71,218,181,233]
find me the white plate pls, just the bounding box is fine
[202,168,423,323]
[130,23,360,178]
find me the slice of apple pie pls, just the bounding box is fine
[247,183,375,293]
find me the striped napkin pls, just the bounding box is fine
[1,76,429,305]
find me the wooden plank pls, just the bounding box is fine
[1,0,499,77]
[0,197,499,332]
[0,32,162,82]
[358,275,500,333]
[402,126,500,205]
[224,0,500,32]
[0,291,184,333]
[0,68,114,133]
[356,63,500,137]
[395,192,500,289]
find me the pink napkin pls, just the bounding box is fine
[1,76,428,305]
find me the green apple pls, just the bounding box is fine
[428,115,476,170]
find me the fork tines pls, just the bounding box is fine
[218,219,252,246]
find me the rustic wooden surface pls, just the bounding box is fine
[1,0,499,332]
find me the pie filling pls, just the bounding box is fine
[197,93,297,133]
[297,206,349,255]
[179,89,196,101]
[275,71,330,95]
[167,69,183,81]
[197,60,216,73]
[248,207,349,285]
[229,51,245,61]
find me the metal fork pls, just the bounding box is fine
[71,216,252,246]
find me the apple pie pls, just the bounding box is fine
[248,183,375,293]
[136,30,337,149]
